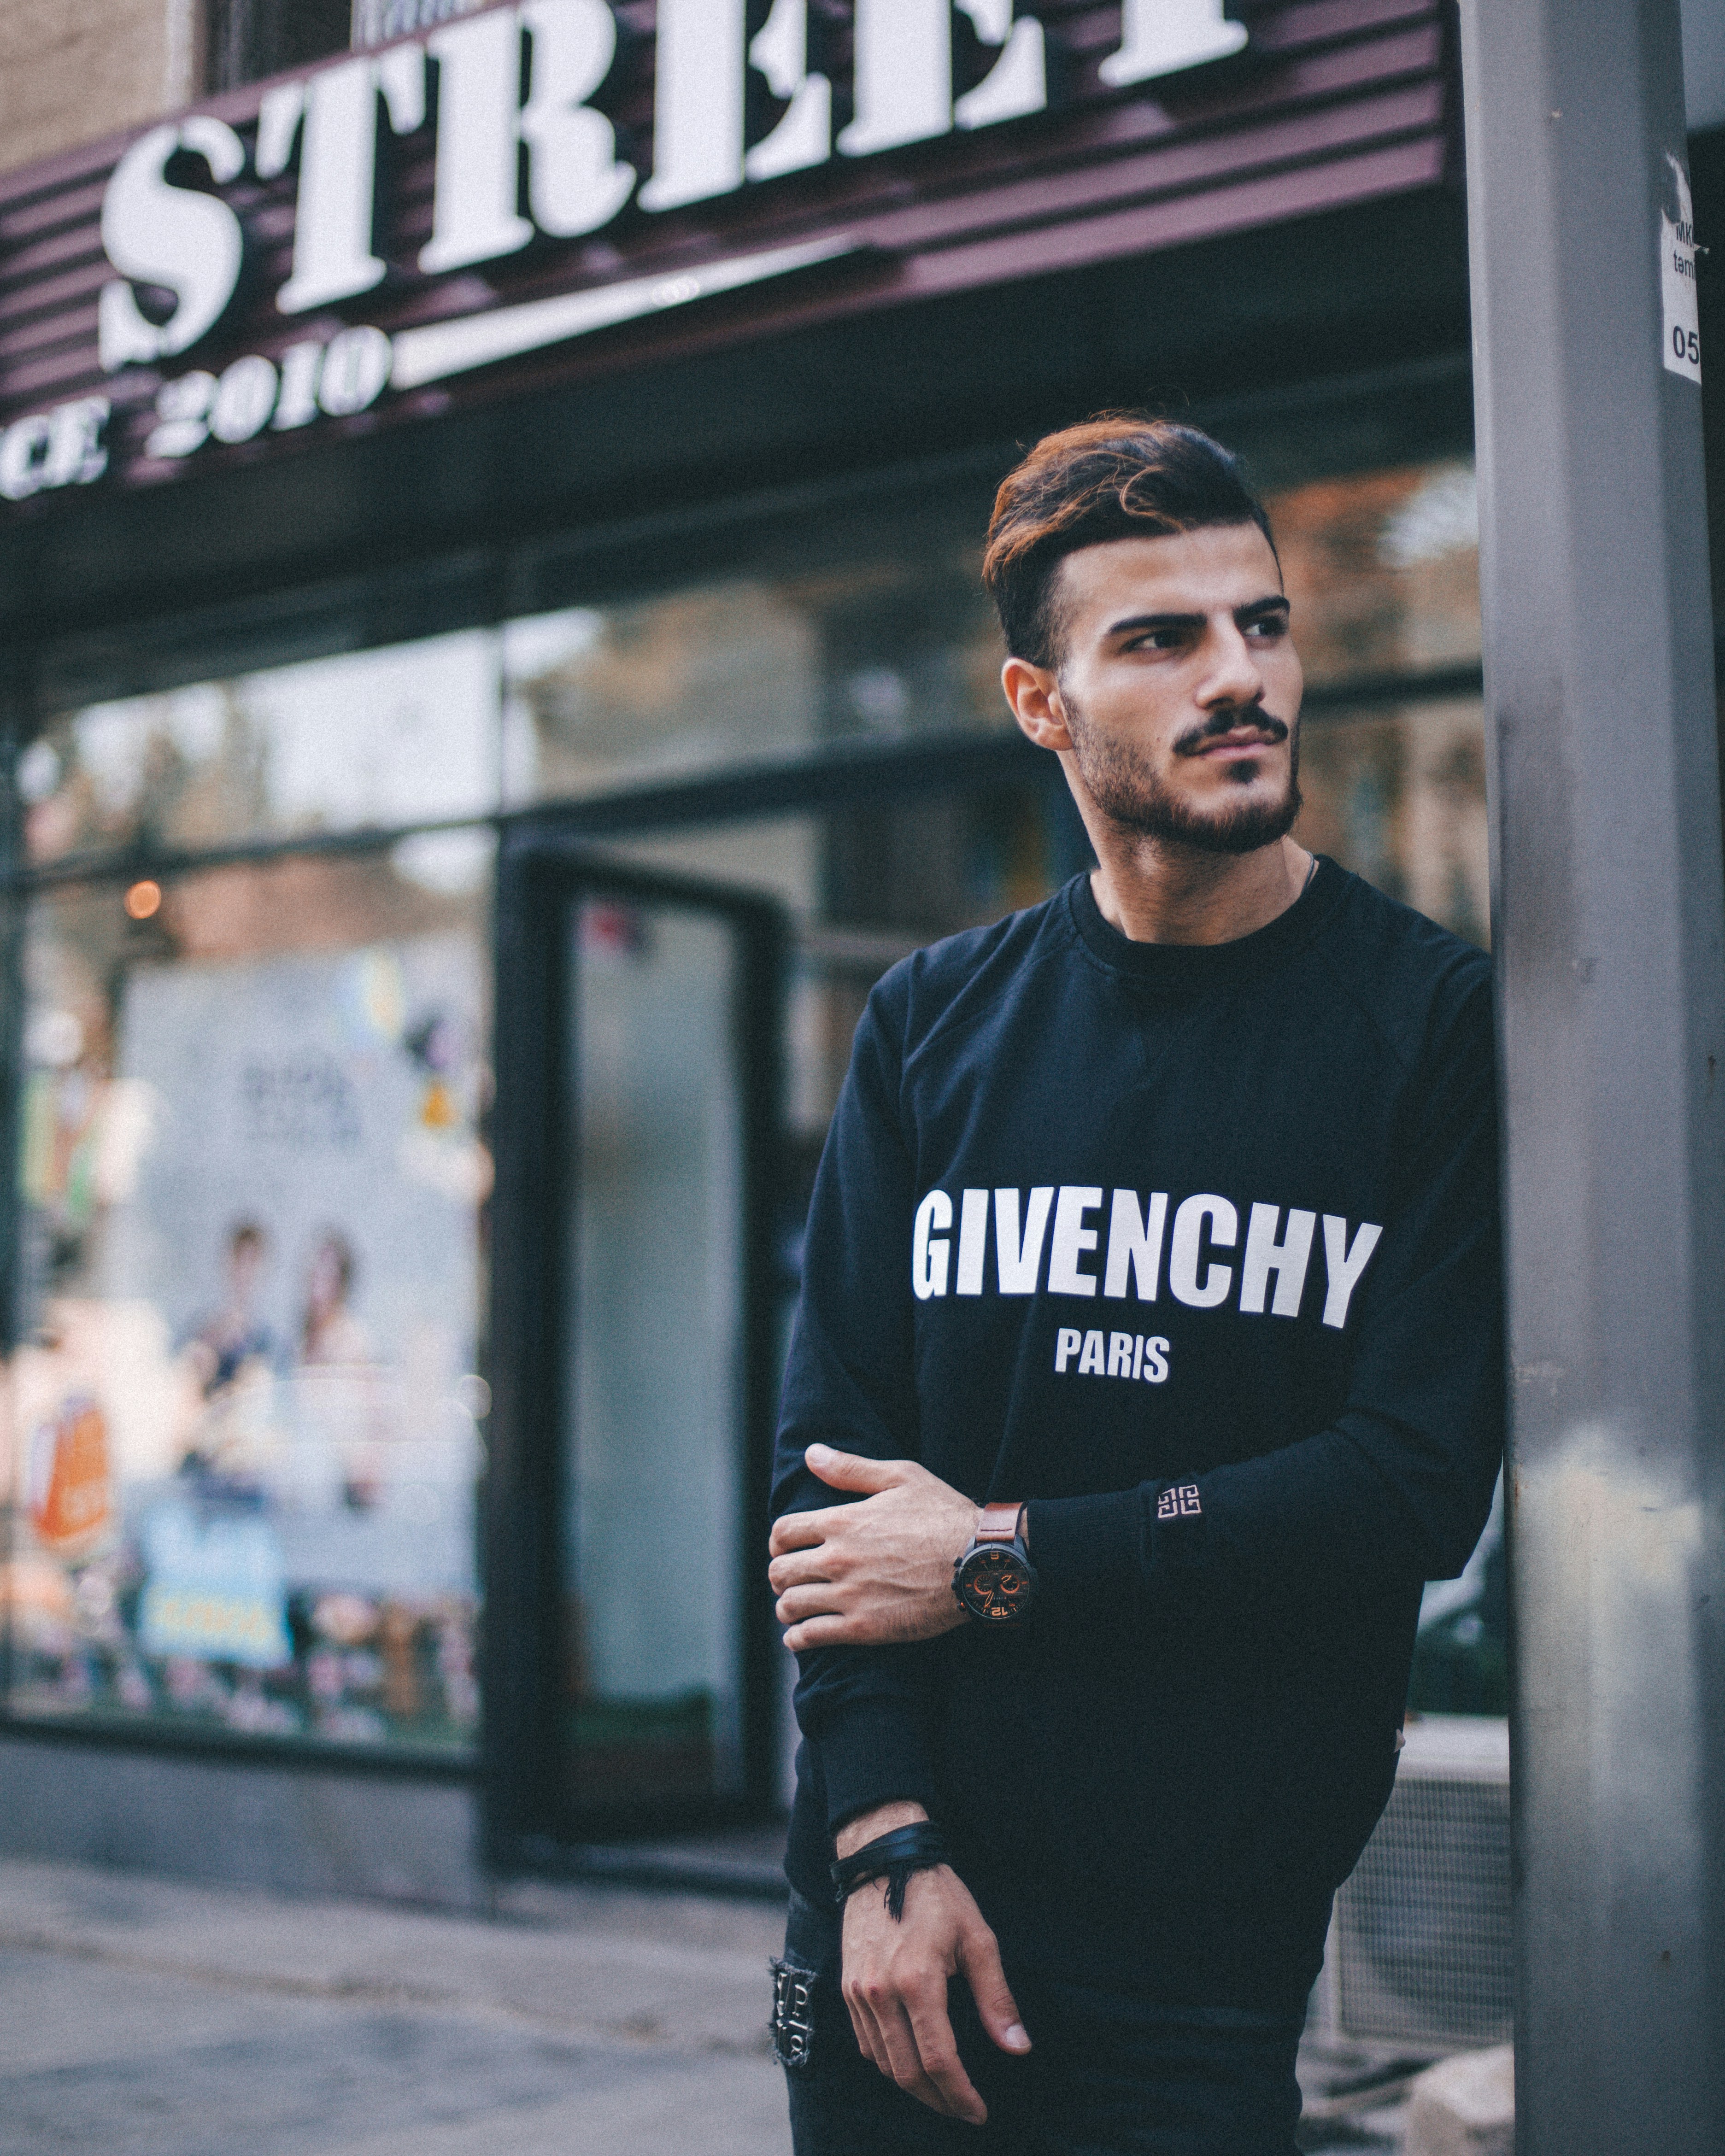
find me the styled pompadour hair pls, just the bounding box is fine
[982,416,1278,668]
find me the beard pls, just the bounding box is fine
[1062,692,1303,856]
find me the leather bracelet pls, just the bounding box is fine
[829,1822,953,1920]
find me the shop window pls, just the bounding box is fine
[1272,461,1483,687]
[20,630,501,870]
[1274,457,1488,946]
[502,545,1009,802]
[1297,697,1490,947]
[4,845,492,1754]
[207,0,354,89]
[20,454,1484,905]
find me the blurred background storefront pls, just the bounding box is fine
[0,1,1719,1967]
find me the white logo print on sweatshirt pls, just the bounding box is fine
[910,1186,1383,1331]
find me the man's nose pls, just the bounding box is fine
[1197,621,1266,710]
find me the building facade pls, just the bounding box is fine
[0,0,1717,1901]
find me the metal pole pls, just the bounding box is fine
[1457,4,1725,2149]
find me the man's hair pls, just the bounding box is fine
[982,416,1278,669]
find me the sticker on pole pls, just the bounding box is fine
[1661,152,1702,383]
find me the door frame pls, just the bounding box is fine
[483,827,788,1863]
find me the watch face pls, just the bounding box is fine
[955,1546,1035,1623]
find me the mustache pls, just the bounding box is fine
[1172,704,1292,758]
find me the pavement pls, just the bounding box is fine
[0,1855,1420,2153]
[0,1857,792,2156]
[1295,2049,1423,2151]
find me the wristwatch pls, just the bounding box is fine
[952,1502,1038,1624]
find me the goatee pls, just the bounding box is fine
[1063,695,1303,856]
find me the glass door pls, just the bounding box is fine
[567,892,747,1806]
[485,846,784,1843]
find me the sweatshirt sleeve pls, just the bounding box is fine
[1027,969,1505,1615]
[772,976,942,1831]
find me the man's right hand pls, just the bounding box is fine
[835,1801,1030,2125]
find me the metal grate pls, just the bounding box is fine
[351,0,486,47]
[1329,1718,1514,2049]
[206,0,351,88]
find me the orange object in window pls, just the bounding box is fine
[27,1396,113,1553]
[419,1078,458,1129]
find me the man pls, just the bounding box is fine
[767,418,1503,2154]
[182,1219,279,1403]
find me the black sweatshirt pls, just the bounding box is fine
[772,861,1504,2009]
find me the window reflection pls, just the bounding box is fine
[4,847,492,1751]
[20,457,1484,857]
[22,631,501,865]
[1299,700,1490,947]
[1273,460,1481,683]
[502,545,1011,800]
[566,898,747,1804]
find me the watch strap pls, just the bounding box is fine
[974,1502,1025,1545]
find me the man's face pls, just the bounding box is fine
[1015,524,1304,855]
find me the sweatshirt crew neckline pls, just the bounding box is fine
[1064,854,1345,991]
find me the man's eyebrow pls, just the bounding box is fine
[1103,595,1290,638]
[1103,610,1203,637]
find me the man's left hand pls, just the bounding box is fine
[769,1447,979,1649]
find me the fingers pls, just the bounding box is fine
[902,1978,988,2123]
[771,1539,848,1636]
[768,1508,834,1557]
[782,1604,944,1649]
[805,1443,911,1494]
[874,1996,958,2116]
[843,1980,888,2075]
[782,1612,869,1652]
[845,1979,980,2122]
[770,1451,917,1560]
[957,1923,1031,2057]
[849,1984,945,2117]
[768,1547,828,1593]
[774,1582,845,1626]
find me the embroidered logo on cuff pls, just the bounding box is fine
[1156,1483,1203,1520]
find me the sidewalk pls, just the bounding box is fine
[0,1857,792,2156]
[0,1854,1417,2152]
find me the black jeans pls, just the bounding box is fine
[774,1890,1304,2156]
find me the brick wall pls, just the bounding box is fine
[0,0,201,175]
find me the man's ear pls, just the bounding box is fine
[1002,657,1073,751]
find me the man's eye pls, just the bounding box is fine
[1246,617,1288,639]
